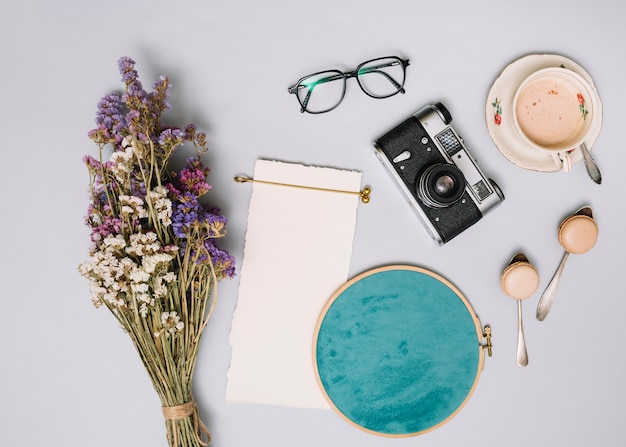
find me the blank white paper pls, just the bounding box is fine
[226,159,362,409]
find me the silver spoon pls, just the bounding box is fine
[536,207,599,321]
[501,254,540,367]
[579,143,602,184]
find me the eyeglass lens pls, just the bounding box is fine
[357,57,406,98]
[295,70,345,114]
[291,56,408,114]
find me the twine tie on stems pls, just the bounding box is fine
[162,400,211,446]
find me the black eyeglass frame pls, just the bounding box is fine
[287,56,410,114]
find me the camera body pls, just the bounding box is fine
[373,102,504,245]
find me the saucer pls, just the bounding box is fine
[485,54,603,172]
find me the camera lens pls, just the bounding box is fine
[417,164,466,208]
[434,175,455,195]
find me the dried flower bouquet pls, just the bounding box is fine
[78,57,235,446]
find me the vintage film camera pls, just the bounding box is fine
[373,102,504,245]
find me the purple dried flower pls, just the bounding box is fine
[83,155,101,169]
[202,241,236,278]
[184,124,197,140]
[126,109,140,124]
[82,56,236,291]
[200,209,227,237]
[88,93,127,143]
[194,131,208,149]
[158,128,185,147]
[130,178,146,198]
[150,75,171,112]
[171,191,202,238]
[118,57,148,112]
[176,158,212,196]
[118,57,138,84]
[87,215,123,242]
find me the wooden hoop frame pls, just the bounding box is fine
[313,265,486,437]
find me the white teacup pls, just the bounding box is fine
[513,67,598,171]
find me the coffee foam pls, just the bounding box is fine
[515,75,586,149]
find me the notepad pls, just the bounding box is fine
[226,159,362,409]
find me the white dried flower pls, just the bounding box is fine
[119,195,147,219]
[139,303,148,318]
[131,282,149,294]
[129,268,150,283]
[153,282,168,298]
[142,253,173,274]
[110,145,136,182]
[126,232,161,257]
[162,272,176,283]
[160,311,184,336]
[146,187,173,226]
[102,234,127,251]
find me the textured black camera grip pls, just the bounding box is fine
[374,116,482,243]
[375,117,444,188]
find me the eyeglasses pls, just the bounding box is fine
[288,56,410,114]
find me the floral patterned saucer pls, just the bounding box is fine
[485,54,603,172]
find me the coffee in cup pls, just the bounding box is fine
[513,67,597,170]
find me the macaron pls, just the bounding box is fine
[558,214,598,254]
[501,256,540,300]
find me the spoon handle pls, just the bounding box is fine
[536,251,570,321]
[580,143,602,185]
[517,299,528,367]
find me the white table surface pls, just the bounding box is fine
[2,1,625,446]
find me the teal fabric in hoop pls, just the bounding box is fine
[314,265,483,437]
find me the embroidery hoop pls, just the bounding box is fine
[313,265,490,437]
